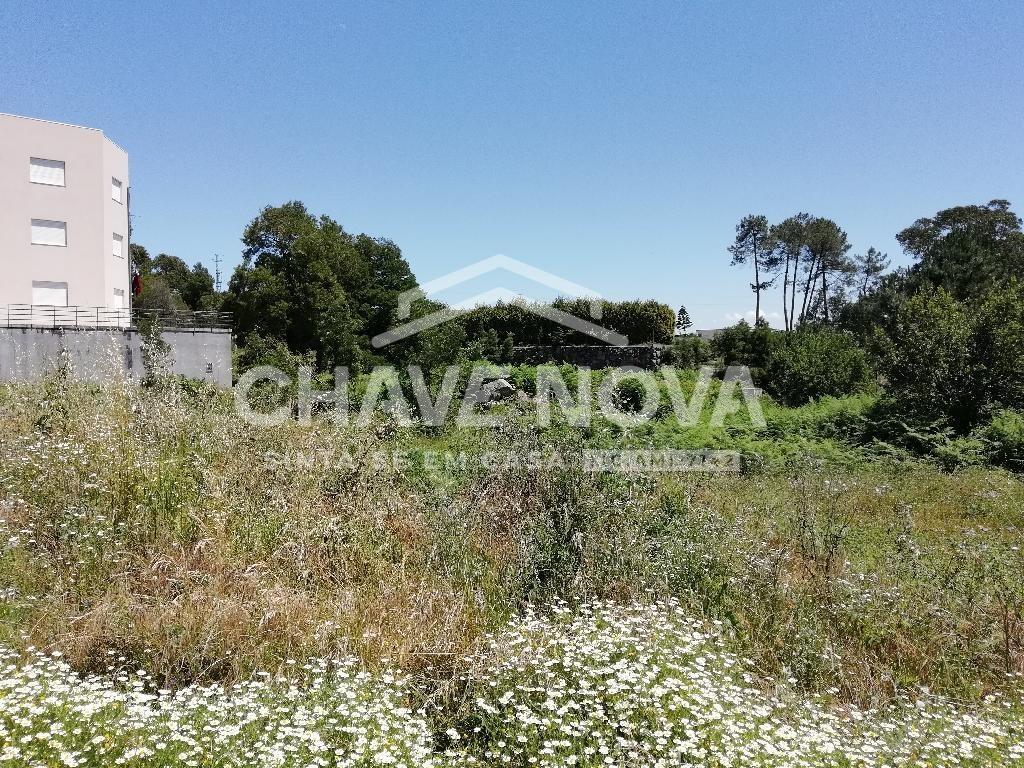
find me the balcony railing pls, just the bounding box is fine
[0,305,232,331]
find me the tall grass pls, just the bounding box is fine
[0,373,1022,763]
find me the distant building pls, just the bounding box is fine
[694,328,723,340]
[0,113,130,311]
[0,114,231,385]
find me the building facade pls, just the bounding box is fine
[0,113,131,311]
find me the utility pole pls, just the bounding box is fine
[213,254,222,292]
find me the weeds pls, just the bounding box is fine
[0,375,1022,764]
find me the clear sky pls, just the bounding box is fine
[2,0,1022,328]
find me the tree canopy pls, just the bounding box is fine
[131,244,218,312]
[897,199,1024,300]
[223,201,418,371]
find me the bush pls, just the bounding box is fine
[872,288,975,431]
[709,323,872,407]
[711,320,774,371]
[972,280,1024,415]
[662,335,712,368]
[762,329,873,406]
[457,299,676,347]
[871,282,1024,435]
[982,409,1024,469]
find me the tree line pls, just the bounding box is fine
[695,199,1024,463]
[130,201,677,374]
[726,213,889,330]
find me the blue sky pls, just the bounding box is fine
[2,0,1022,328]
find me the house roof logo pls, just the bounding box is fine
[371,254,629,348]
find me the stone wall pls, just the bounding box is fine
[0,327,232,385]
[509,344,664,369]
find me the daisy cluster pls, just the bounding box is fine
[1,602,1022,767]
[0,652,435,767]
[447,600,1024,767]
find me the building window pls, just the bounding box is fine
[112,233,124,258]
[30,158,66,186]
[32,281,68,306]
[31,219,67,247]
[111,177,122,203]
[112,288,125,309]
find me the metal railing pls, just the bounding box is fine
[0,305,232,331]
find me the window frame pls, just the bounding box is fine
[30,219,68,247]
[29,157,66,187]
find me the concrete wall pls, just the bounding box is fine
[0,113,130,309]
[0,328,232,386]
[510,344,664,369]
[160,330,233,386]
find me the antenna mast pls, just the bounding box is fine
[213,254,223,292]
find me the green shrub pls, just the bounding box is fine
[662,335,712,368]
[872,288,975,431]
[762,329,873,406]
[871,282,1024,436]
[457,299,676,346]
[982,409,1024,469]
[711,320,773,370]
[972,280,1024,415]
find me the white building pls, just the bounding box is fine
[0,113,131,319]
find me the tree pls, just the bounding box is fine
[130,243,151,274]
[349,234,418,345]
[897,199,1024,300]
[770,214,810,331]
[130,245,219,312]
[149,254,216,310]
[711,319,773,372]
[872,288,975,432]
[971,280,1024,417]
[799,217,853,324]
[675,305,692,334]
[762,328,872,406]
[851,247,890,299]
[728,215,776,324]
[224,201,419,371]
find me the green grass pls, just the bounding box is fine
[0,374,1022,765]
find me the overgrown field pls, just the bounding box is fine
[1,374,1022,766]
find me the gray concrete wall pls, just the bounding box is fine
[159,330,232,386]
[0,327,232,386]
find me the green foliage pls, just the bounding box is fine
[411,321,469,371]
[236,332,317,376]
[674,304,692,333]
[728,214,775,320]
[711,320,773,370]
[224,201,417,371]
[981,409,1024,470]
[762,329,873,407]
[898,199,1024,301]
[972,280,1024,414]
[872,288,975,431]
[131,245,219,312]
[611,376,649,413]
[662,334,711,368]
[454,298,675,346]
[872,282,1024,435]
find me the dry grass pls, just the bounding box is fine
[0,373,1022,706]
